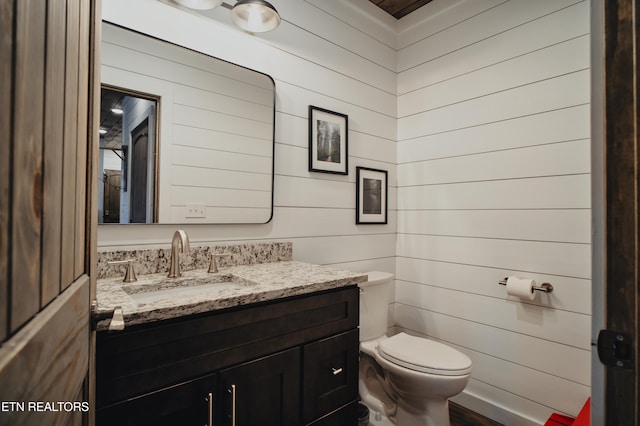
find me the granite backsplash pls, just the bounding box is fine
[97,241,293,280]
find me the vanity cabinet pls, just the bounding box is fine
[96,286,359,425]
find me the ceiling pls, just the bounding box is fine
[368,0,434,19]
[100,88,125,150]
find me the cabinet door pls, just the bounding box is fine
[218,347,301,426]
[97,372,217,426]
[302,329,359,423]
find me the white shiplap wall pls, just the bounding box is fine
[100,0,592,424]
[396,0,591,424]
[99,0,397,274]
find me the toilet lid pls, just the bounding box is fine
[377,333,472,376]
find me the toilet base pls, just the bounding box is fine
[361,403,394,426]
[359,352,397,421]
[396,397,450,426]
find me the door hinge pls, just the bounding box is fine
[597,330,634,369]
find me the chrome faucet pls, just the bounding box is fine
[168,230,190,278]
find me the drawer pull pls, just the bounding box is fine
[206,392,213,426]
[229,384,237,426]
[331,367,343,376]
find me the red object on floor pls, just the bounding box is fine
[544,413,575,425]
[573,397,591,426]
[544,398,591,426]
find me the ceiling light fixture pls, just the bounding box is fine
[230,0,281,33]
[169,0,281,33]
[172,0,223,10]
[111,107,123,115]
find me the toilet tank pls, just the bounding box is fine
[359,271,394,341]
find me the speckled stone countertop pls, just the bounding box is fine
[96,261,367,331]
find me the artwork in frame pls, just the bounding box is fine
[356,166,387,224]
[308,105,348,174]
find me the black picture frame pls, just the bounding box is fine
[308,105,348,175]
[356,166,387,224]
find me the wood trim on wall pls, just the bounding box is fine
[88,0,101,300]
[87,1,102,425]
[0,0,13,343]
[602,0,640,424]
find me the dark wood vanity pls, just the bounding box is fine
[96,286,359,425]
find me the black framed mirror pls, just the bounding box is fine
[99,21,275,224]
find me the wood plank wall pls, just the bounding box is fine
[396,0,591,424]
[0,0,93,342]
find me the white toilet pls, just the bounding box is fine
[359,271,472,426]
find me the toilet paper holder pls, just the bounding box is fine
[498,278,553,293]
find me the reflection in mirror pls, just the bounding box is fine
[100,22,275,224]
[99,86,159,224]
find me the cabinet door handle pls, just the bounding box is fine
[206,392,213,426]
[229,384,236,426]
[332,367,343,376]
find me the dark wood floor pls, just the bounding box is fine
[450,402,504,426]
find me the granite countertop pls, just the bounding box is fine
[96,261,367,331]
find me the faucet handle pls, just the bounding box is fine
[108,259,138,283]
[208,253,231,273]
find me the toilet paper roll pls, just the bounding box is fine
[505,276,536,300]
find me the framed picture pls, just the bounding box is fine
[356,167,387,224]
[308,105,348,174]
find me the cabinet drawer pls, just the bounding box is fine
[97,286,358,407]
[302,329,359,423]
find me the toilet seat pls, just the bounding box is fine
[377,333,472,376]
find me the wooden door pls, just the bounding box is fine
[593,0,639,424]
[103,170,121,223]
[0,0,99,425]
[129,118,149,223]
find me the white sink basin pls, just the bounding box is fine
[120,272,254,302]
